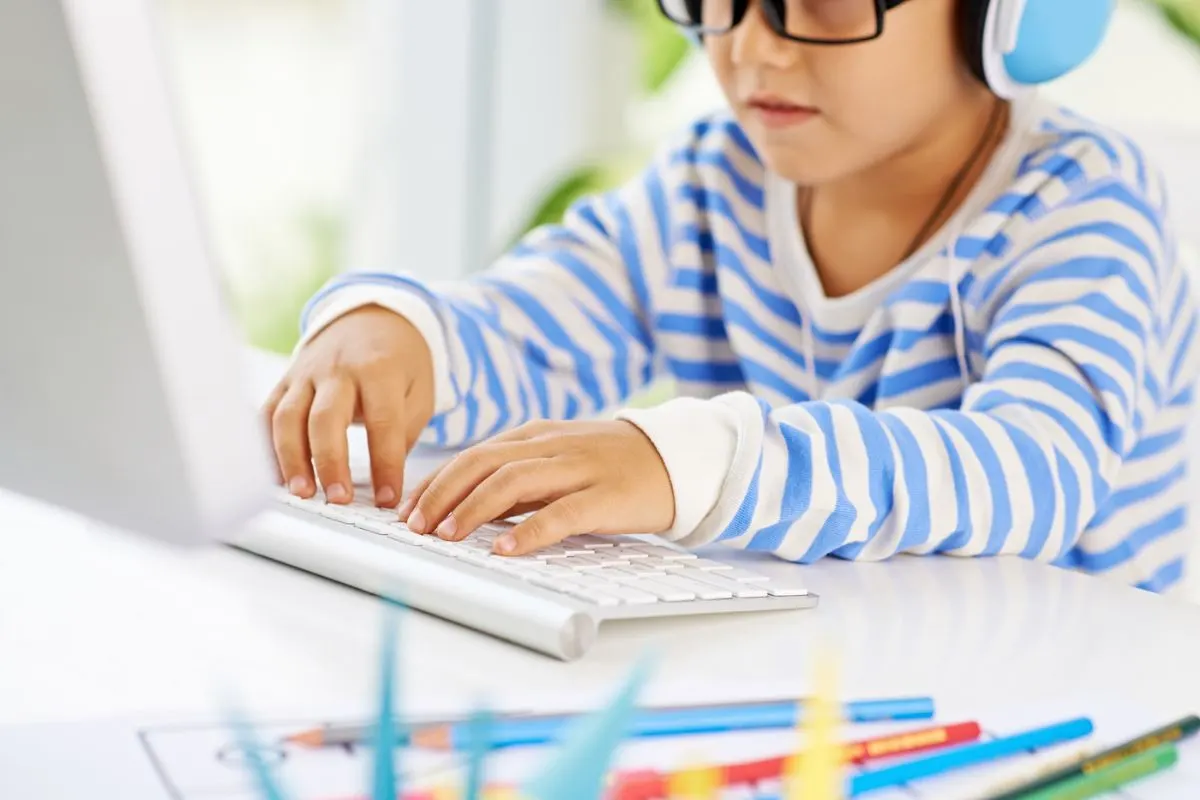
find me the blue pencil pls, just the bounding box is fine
[846,717,1094,795]
[288,697,935,750]
[750,717,1094,799]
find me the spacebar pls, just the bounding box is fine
[228,510,598,660]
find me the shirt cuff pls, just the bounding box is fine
[616,396,741,545]
[297,284,457,415]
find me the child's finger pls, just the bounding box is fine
[435,458,580,541]
[358,376,410,508]
[260,380,289,484]
[307,376,357,505]
[405,440,541,534]
[398,469,436,524]
[480,418,557,444]
[494,491,601,556]
[272,381,317,498]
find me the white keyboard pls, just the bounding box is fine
[226,491,817,660]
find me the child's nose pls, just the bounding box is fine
[729,1,800,68]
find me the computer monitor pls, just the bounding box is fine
[0,0,274,544]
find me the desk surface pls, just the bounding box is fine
[6,351,1200,796]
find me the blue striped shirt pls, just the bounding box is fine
[301,95,1200,593]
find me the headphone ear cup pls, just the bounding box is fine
[959,0,993,89]
[1003,0,1115,85]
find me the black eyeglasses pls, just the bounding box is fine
[657,0,913,46]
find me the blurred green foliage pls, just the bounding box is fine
[231,211,342,355]
[1156,0,1200,42]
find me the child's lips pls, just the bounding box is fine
[746,97,818,129]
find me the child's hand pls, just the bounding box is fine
[401,421,675,556]
[262,306,435,508]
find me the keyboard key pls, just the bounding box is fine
[558,554,610,569]
[764,581,809,597]
[591,549,638,564]
[279,492,317,509]
[555,583,624,607]
[611,575,696,602]
[631,544,696,560]
[610,562,668,577]
[522,564,577,579]
[525,573,581,591]
[649,572,735,600]
[423,538,468,558]
[455,548,500,567]
[533,546,571,560]
[691,563,774,583]
[386,527,428,547]
[670,568,769,598]
[350,503,401,522]
[351,516,391,536]
[461,538,495,551]
[571,577,658,605]
[574,535,615,549]
[315,503,361,524]
[634,555,675,570]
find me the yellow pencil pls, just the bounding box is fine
[789,646,844,800]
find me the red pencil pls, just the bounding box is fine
[608,721,982,800]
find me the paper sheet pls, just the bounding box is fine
[121,716,1200,799]
[7,711,1200,799]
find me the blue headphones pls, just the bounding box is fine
[680,0,1116,99]
[961,0,1116,98]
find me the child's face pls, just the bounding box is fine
[706,0,981,184]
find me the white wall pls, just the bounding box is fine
[159,0,634,292]
[160,0,356,295]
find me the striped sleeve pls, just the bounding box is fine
[298,149,679,448]
[630,177,1169,563]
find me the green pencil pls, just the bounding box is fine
[1018,743,1178,800]
[981,714,1200,799]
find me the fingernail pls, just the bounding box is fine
[495,533,516,554]
[436,515,458,540]
[407,508,427,533]
[325,483,348,503]
[375,486,396,507]
[288,476,311,496]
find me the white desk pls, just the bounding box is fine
[6,353,1200,796]
[6,490,1200,794]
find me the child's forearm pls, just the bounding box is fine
[624,234,1161,564]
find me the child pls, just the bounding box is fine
[265,0,1199,593]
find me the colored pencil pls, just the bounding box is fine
[609,722,982,800]
[284,697,935,750]
[979,714,1195,796]
[979,714,1199,800]
[846,717,1095,796]
[1019,743,1178,800]
[953,747,1093,800]
[790,649,842,800]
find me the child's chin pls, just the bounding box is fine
[759,150,857,187]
